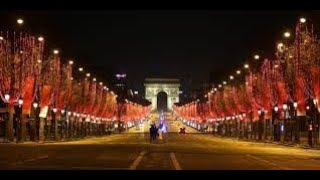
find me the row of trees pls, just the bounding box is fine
[174,17,320,146]
[0,19,151,143]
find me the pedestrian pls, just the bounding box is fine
[149,124,155,142]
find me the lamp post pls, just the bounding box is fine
[3,93,10,142]
[60,108,65,140]
[293,102,299,143]
[273,106,279,141]
[52,107,58,141]
[283,103,288,142]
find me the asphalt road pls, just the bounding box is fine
[1,112,320,170]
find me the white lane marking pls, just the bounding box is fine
[170,152,182,170]
[246,154,292,170]
[129,151,146,170]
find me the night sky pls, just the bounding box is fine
[1,10,319,93]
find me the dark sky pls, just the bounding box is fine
[1,10,319,93]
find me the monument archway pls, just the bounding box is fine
[144,78,180,111]
[157,91,168,111]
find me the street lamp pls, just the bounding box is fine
[38,36,44,42]
[282,104,288,111]
[53,49,59,55]
[223,81,227,85]
[258,109,262,115]
[18,97,23,107]
[229,75,234,80]
[0,36,3,41]
[61,109,65,114]
[254,54,260,60]
[284,32,291,38]
[274,106,279,112]
[244,64,249,69]
[78,67,83,72]
[17,18,24,25]
[283,103,288,141]
[33,102,38,109]
[4,93,10,103]
[69,60,74,65]
[293,102,298,109]
[53,107,57,113]
[236,70,241,75]
[86,73,90,77]
[300,17,306,23]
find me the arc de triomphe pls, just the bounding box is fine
[144,78,180,111]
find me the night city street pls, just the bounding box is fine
[0,10,320,171]
[1,112,320,170]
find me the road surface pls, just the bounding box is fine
[1,112,320,170]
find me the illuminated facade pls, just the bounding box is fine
[144,78,180,111]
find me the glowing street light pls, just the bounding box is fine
[274,106,278,112]
[300,17,306,23]
[17,18,24,25]
[61,109,65,114]
[0,36,3,41]
[284,32,291,38]
[293,102,298,109]
[282,104,288,111]
[214,88,217,91]
[223,81,227,85]
[18,98,23,106]
[236,70,241,75]
[229,75,234,80]
[53,107,58,113]
[254,54,260,60]
[78,67,83,72]
[258,109,261,115]
[244,64,249,69]
[33,102,38,109]
[53,49,59,55]
[38,36,44,42]
[218,84,222,88]
[93,78,96,82]
[4,93,10,103]
[69,60,74,65]
[86,73,90,77]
